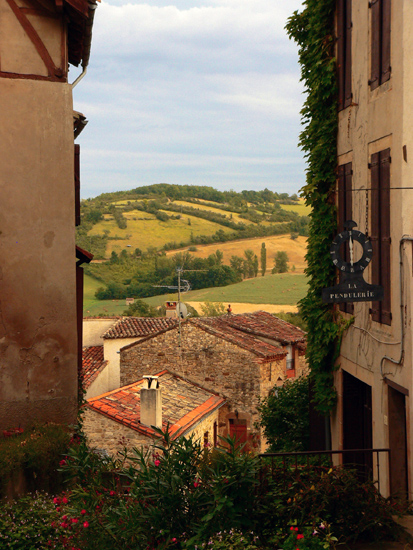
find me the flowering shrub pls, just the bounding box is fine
[0,491,65,549]
[279,523,338,550]
[200,529,260,549]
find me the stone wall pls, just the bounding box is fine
[83,407,221,458]
[83,408,153,457]
[120,323,286,432]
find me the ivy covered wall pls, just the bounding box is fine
[286,0,341,414]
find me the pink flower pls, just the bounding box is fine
[81,509,87,515]
[172,538,177,543]
[62,515,68,520]
[193,481,199,488]
[59,460,66,466]
[290,527,295,531]
[154,459,160,467]
[62,497,68,504]
[71,518,79,524]
[53,497,60,505]
[297,534,304,540]
[295,527,299,532]
[83,521,89,528]
[110,491,116,496]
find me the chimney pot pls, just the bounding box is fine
[141,376,162,428]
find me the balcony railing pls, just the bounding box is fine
[258,448,391,495]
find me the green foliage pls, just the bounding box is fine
[272,251,289,274]
[123,299,160,317]
[0,425,71,497]
[275,310,308,331]
[285,0,340,413]
[258,377,310,452]
[260,242,267,276]
[200,301,226,316]
[279,524,338,550]
[200,530,260,549]
[0,491,66,549]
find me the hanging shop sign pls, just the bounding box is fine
[322,220,384,303]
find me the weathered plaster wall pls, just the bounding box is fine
[333,2,413,498]
[85,365,110,400]
[83,319,116,347]
[0,0,65,77]
[104,337,143,391]
[0,76,77,429]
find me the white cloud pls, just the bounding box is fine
[75,0,306,198]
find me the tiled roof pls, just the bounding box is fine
[102,317,178,339]
[87,371,225,439]
[82,346,108,389]
[221,311,306,345]
[192,317,286,361]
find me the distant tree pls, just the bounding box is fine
[200,301,226,317]
[230,255,244,276]
[272,251,289,274]
[290,232,299,240]
[188,218,191,225]
[244,249,255,278]
[215,250,224,265]
[110,251,119,264]
[134,248,142,257]
[86,209,103,224]
[123,299,159,317]
[260,242,267,276]
[253,254,259,277]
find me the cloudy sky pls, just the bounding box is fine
[72,0,305,199]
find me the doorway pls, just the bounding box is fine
[342,371,373,479]
[388,384,408,499]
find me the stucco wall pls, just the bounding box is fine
[85,365,110,400]
[0,76,77,429]
[104,337,143,391]
[120,323,285,430]
[83,319,117,347]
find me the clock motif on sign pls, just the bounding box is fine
[330,220,373,274]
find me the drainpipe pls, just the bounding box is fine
[71,1,98,89]
[380,236,413,377]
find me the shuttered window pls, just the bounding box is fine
[75,144,81,226]
[337,0,352,110]
[369,0,391,90]
[370,149,391,325]
[338,162,354,314]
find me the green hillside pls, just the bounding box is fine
[83,272,308,317]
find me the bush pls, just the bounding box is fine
[0,491,66,549]
[0,424,71,498]
[258,376,310,452]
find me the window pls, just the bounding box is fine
[203,431,209,448]
[369,0,391,90]
[369,148,391,325]
[337,0,352,110]
[286,345,295,378]
[338,162,354,314]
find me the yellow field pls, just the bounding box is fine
[280,199,311,216]
[166,235,307,273]
[186,302,298,314]
[173,201,253,224]
[88,211,233,256]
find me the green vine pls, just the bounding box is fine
[286,1,339,414]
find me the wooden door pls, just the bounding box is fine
[388,385,408,499]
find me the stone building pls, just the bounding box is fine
[84,370,225,457]
[120,311,307,450]
[0,0,97,429]
[82,317,179,394]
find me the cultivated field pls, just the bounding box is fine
[88,211,233,255]
[83,272,307,317]
[166,235,307,273]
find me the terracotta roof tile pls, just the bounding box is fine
[102,317,178,339]
[82,346,108,388]
[192,317,286,361]
[86,371,225,439]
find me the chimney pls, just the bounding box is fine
[140,375,162,428]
